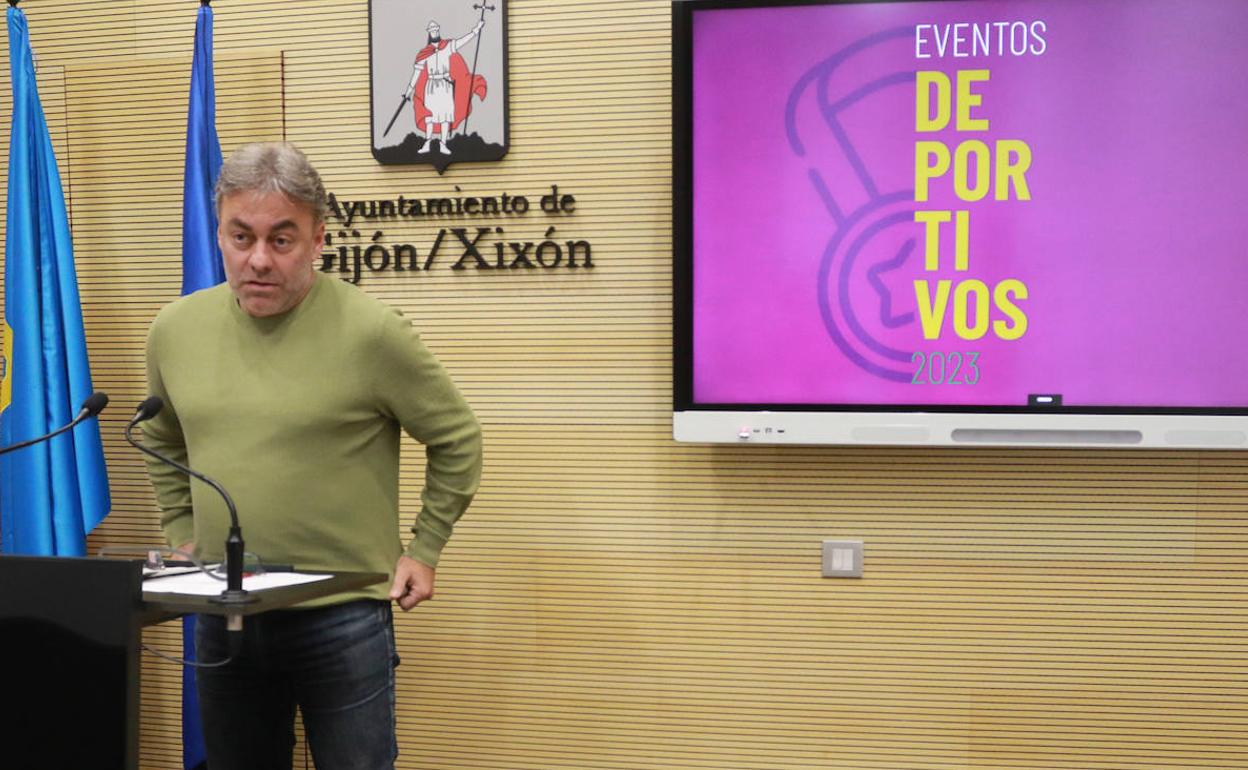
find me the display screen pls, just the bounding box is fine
[682,0,1248,411]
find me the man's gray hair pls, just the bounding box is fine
[215,142,328,223]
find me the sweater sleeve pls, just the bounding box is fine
[143,315,196,550]
[372,307,483,567]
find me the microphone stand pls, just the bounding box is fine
[0,392,109,457]
[124,400,254,606]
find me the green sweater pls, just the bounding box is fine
[144,272,482,603]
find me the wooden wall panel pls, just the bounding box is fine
[2,2,1246,769]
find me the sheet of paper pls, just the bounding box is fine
[142,570,332,596]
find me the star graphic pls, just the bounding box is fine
[865,237,917,329]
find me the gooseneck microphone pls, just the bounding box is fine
[124,396,253,607]
[0,391,109,457]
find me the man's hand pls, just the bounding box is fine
[474,19,485,34]
[174,542,195,559]
[390,555,436,611]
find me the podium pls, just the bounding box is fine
[0,554,385,770]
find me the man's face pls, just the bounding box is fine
[218,190,325,318]
[428,22,441,43]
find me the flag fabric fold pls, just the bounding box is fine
[1,5,110,557]
[180,5,224,768]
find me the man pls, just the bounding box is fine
[404,18,487,154]
[143,142,482,769]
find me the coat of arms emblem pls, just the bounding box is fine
[370,0,509,172]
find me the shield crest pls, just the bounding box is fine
[369,0,509,173]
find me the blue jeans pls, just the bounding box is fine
[195,599,399,770]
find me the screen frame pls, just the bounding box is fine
[670,0,1248,448]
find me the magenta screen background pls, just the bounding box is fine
[690,0,1248,408]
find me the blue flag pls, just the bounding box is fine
[0,6,110,556]
[180,5,224,768]
[183,4,225,295]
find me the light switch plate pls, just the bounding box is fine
[822,540,864,578]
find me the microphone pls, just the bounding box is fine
[124,396,253,608]
[83,391,110,417]
[0,391,109,457]
[132,395,162,422]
